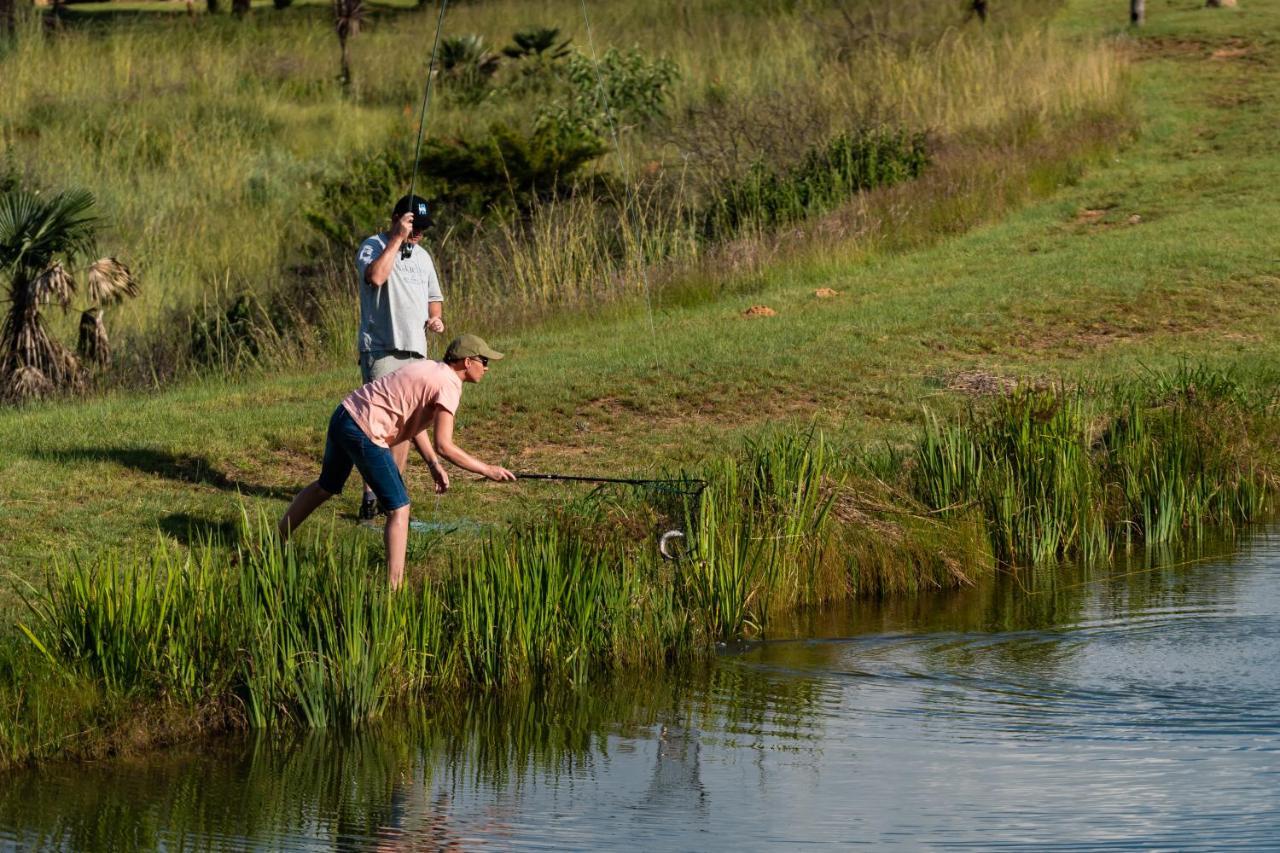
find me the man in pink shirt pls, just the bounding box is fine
[278,334,516,587]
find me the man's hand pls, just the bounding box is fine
[426,316,445,334]
[484,465,517,482]
[429,460,450,494]
[392,211,415,243]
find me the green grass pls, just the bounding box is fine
[2,0,1115,356]
[0,0,1277,764]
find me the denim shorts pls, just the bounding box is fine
[317,406,410,511]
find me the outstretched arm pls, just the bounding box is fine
[432,410,516,481]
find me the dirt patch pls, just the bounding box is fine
[1069,206,1144,231]
[743,305,778,317]
[814,288,840,298]
[1131,36,1268,65]
[945,370,1019,396]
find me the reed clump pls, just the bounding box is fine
[912,367,1274,566]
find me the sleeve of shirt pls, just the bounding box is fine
[423,253,444,303]
[437,381,461,415]
[355,237,380,285]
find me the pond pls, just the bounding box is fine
[3,531,1278,850]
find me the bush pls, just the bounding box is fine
[701,128,929,240]
[560,47,680,132]
[418,117,607,216]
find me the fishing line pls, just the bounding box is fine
[1019,550,1238,597]
[576,0,663,370]
[518,471,705,560]
[402,0,450,259]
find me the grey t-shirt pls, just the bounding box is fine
[354,234,443,357]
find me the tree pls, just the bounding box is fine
[206,0,220,14]
[334,0,364,93]
[966,1,988,23]
[231,0,250,17]
[0,189,138,402]
[1130,0,1145,25]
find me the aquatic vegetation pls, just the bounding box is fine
[913,370,1273,565]
[7,368,1276,765]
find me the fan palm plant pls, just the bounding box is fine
[0,188,138,402]
[440,34,501,102]
[502,27,572,62]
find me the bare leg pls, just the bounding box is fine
[278,481,334,543]
[385,504,410,589]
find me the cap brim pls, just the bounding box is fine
[482,348,504,360]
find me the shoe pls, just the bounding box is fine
[359,493,378,521]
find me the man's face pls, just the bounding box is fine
[407,228,425,245]
[462,355,489,383]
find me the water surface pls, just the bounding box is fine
[3,533,1278,850]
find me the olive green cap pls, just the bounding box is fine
[444,334,504,362]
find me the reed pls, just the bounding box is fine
[912,370,1273,566]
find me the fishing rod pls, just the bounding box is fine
[517,472,704,490]
[518,472,701,560]
[401,0,450,259]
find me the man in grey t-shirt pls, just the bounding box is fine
[353,193,445,519]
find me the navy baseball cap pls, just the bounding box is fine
[392,194,433,231]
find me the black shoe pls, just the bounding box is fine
[359,493,378,521]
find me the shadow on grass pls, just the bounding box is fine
[159,512,241,546]
[29,447,295,502]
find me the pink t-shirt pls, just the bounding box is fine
[342,360,462,448]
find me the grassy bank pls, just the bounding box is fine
[5,371,1276,767]
[0,0,1278,765]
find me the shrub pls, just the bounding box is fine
[560,47,680,132]
[700,128,929,240]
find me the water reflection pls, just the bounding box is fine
[2,531,1278,850]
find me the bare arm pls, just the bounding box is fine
[426,300,444,334]
[365,212,415,287]
[411,430,450,493]
[432,409,516,481]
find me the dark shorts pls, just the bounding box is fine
[317,406,410,512]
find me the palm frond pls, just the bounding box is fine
[86,257,139,306]
[30,262,75,310]
[0,188,99,276]
[5,365,53,402]
[78,307,110,367]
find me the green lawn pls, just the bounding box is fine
[1,0,1276,602]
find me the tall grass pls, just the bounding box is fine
[0,0,1122,379]
[913,368,1273,565]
